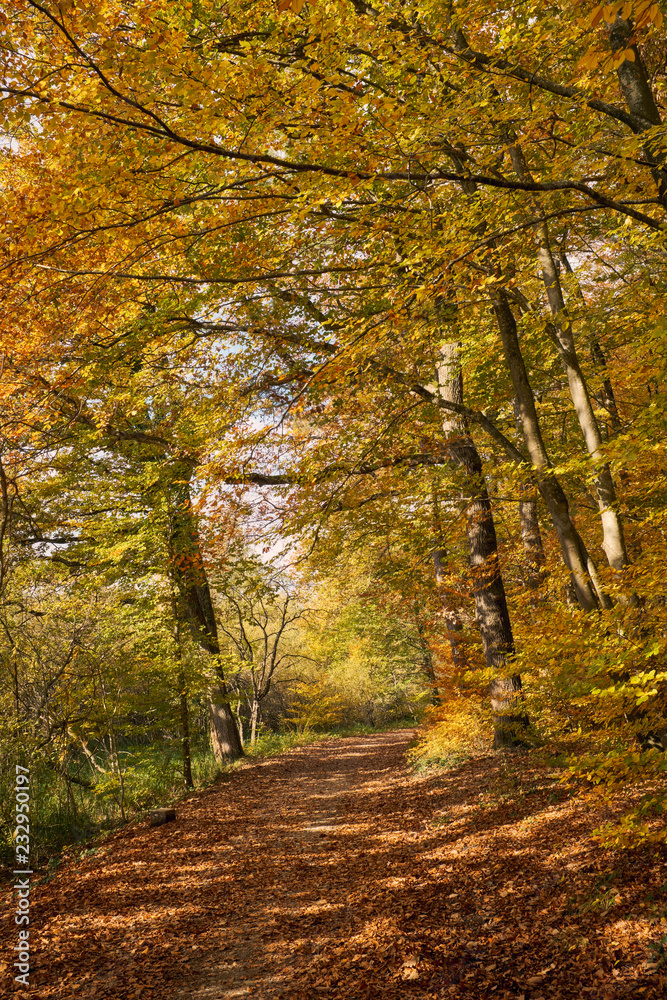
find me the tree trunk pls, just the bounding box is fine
[539,252,629,578]
[436,343,527,747]
[507,146,632,586]
[234,695,245,748]
[209,688,245,760]
[608,16,667,207]
[169,464,244,761]
[558,252,621,438]
[491,291,605,611]
[512,400,546,594]
[250,698,260,746]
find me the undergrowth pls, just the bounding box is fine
[407,697,490,770]
[0,740,219,874]
[410,694,667,850]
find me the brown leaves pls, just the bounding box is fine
[1,731,666,998]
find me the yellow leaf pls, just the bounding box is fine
[590,5,604,27]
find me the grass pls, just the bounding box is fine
[411,749,473,772]
[0,741,218,875]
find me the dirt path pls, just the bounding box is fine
[170,729,418,1000]
[2,730,666,999]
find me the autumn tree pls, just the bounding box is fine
[213,555,312,744]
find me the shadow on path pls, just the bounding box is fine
[4,730,666,999]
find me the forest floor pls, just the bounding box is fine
[1,729,667,999]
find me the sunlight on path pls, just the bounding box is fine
[11,729,665,999]
[168,730,417,1000]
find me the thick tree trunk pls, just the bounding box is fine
[210,688,244,759]
[436,343,527,747]
[169,464,244,761]
[492,292,604,611]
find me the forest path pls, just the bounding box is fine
[4,729,666,999]
[169,729,418,1000]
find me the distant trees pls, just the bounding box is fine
[215,557,311,746]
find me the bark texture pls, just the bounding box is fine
[512,399,546,594]
[492,292,603,611]
[169,465,244,761]
[436,343,527,747]
[608,16,667,207]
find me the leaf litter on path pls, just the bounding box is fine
[1,730,666,998]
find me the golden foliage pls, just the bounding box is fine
[408,698,492,768]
